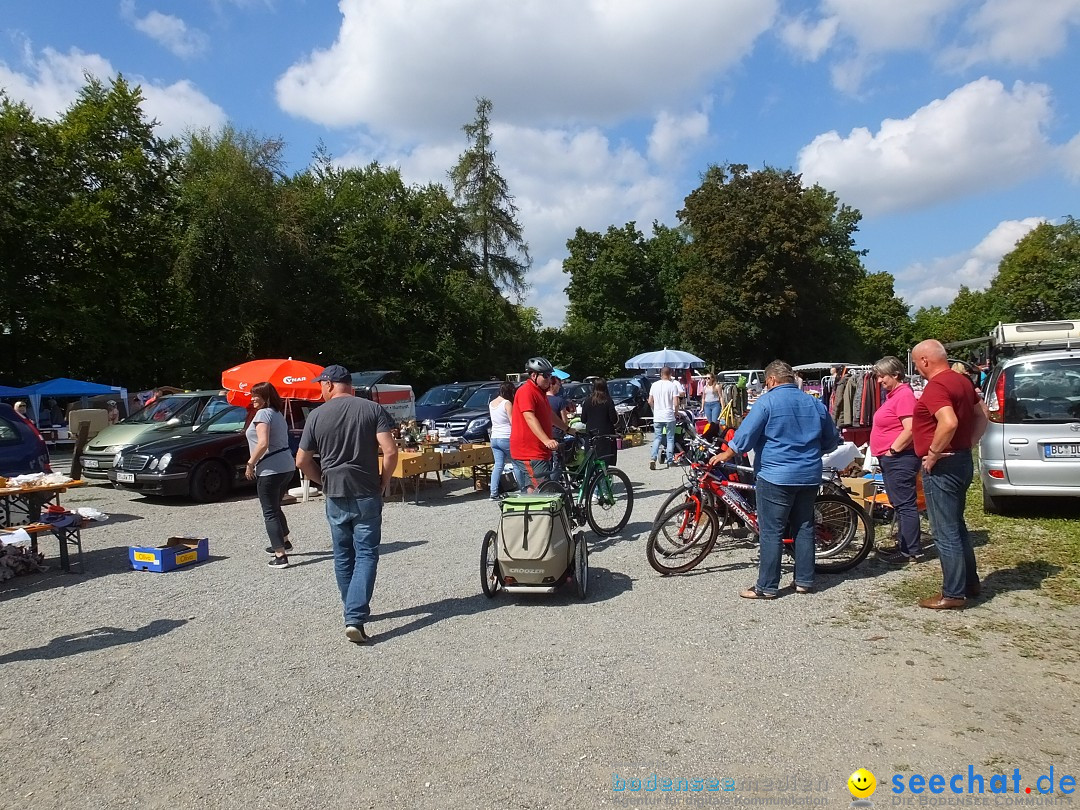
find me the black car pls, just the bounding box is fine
[415,380,491,424]
[607,376,654,427]
[107,400,316,502]
[429,383,503,441]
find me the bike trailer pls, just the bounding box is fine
[497,494,576,593]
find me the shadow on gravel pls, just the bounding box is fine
[369,568,633,643]
[588,520,653,553]
[971,560,1061,605]
[0,618,189,665]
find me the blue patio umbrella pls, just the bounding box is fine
[625,349,706,370]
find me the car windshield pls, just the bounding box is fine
[607,381,635,400]
[464,387,499,409]
[417,385,468,407]
[124,396,200,425]
[192,405,248,434]
[193,397,236,428]
[1002,358,1080,423]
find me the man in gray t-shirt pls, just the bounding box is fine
[297,365,398,644]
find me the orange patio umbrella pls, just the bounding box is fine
[221,358,325,406]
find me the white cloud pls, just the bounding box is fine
[121,0,209,59]
[647,108,710,166]
[945,0,1080,68]
[797,78,1054,216]
[781,0,964,89]
[1063,132,1080,182]
[778,14,839,61]
[337,117,682,326]
[896,217,1045,309]
[276,0,776,135]
[0,45,226,138]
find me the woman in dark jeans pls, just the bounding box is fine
[870,356,922,564]
[579,379,619,465]
[245,382,296,569]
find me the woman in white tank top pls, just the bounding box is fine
[488,381,514,500]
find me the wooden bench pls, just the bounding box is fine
[1,520,84,573]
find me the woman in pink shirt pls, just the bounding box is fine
[870,355,922,564]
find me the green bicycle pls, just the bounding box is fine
[540,433,634,537]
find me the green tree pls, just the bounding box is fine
[562,222,691,376]
[910,305,946,344]
[449,97,530,296]
[940,285,1001,343]
[987,218,1080,321]
[848,271,911,359]
[677,164,866,366]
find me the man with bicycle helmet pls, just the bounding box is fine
[510,357,561,491]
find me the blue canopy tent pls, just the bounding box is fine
[21,377,127,426]
[0,384,27,398]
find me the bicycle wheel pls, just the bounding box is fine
[811,494,873,573]
[585,466,633,536]
[645,500,720,575]
[652,482,690,527]
[481,530,501,597]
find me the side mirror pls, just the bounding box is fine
[166,417,181,426]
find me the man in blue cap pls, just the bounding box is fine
[297,364,398,644]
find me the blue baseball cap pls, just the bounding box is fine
[313,364,351,383]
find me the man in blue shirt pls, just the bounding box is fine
[710,360,840,599]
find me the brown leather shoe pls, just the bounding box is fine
[918,594,966,610]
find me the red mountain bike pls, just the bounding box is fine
[646,459,873,576]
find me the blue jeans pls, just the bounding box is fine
[878,451,922,557]
[703,401,720,423]
[922,450,978,600]
[755,478,817,595]
[490,437,511,497]
[325,495,383,626]
[651,420,676,463]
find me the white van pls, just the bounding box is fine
[716,369,766,395]
[350,371,416,423]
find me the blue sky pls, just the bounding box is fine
[3,0,1079,325]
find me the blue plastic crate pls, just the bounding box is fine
[129,536,209,572]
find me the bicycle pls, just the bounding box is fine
[538,432,634,537]
[646,458,872,576]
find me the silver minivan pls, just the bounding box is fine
[980,349,1080,512]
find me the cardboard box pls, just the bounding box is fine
[129,536,209,572]
[840,476,877,512]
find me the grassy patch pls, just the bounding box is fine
[886,476,1080,606]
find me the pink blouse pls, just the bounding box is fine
[870,382,916,457]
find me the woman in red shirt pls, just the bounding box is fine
[870,356,921,564]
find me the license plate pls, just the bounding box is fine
[82,458,99,468]
[1043,443,1080,459]
[116,472,136,483]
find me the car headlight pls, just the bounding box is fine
[113,451,123,467]
[158,453,172,471]
[466,417,491,433]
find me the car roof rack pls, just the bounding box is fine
[991,320,1080,361]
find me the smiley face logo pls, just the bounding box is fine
[848,769,877,799]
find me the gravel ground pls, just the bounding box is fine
[2,445,1078,810]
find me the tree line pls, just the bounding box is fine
[2,80,1076,393]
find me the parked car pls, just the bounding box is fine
[561,382,591,415]
[429,383,503,441]
[80,390,228,480]
[716,368,766,395]
[351,370,416,422]
[107,400,317,502]
[980,347,1080,513]
[606,377,653,428]
[0,403,50,476]
[415,381,491,424]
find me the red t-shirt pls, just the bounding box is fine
[510,379,553,461]
[912,370,979,456]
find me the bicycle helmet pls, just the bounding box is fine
[525,357,554,374]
